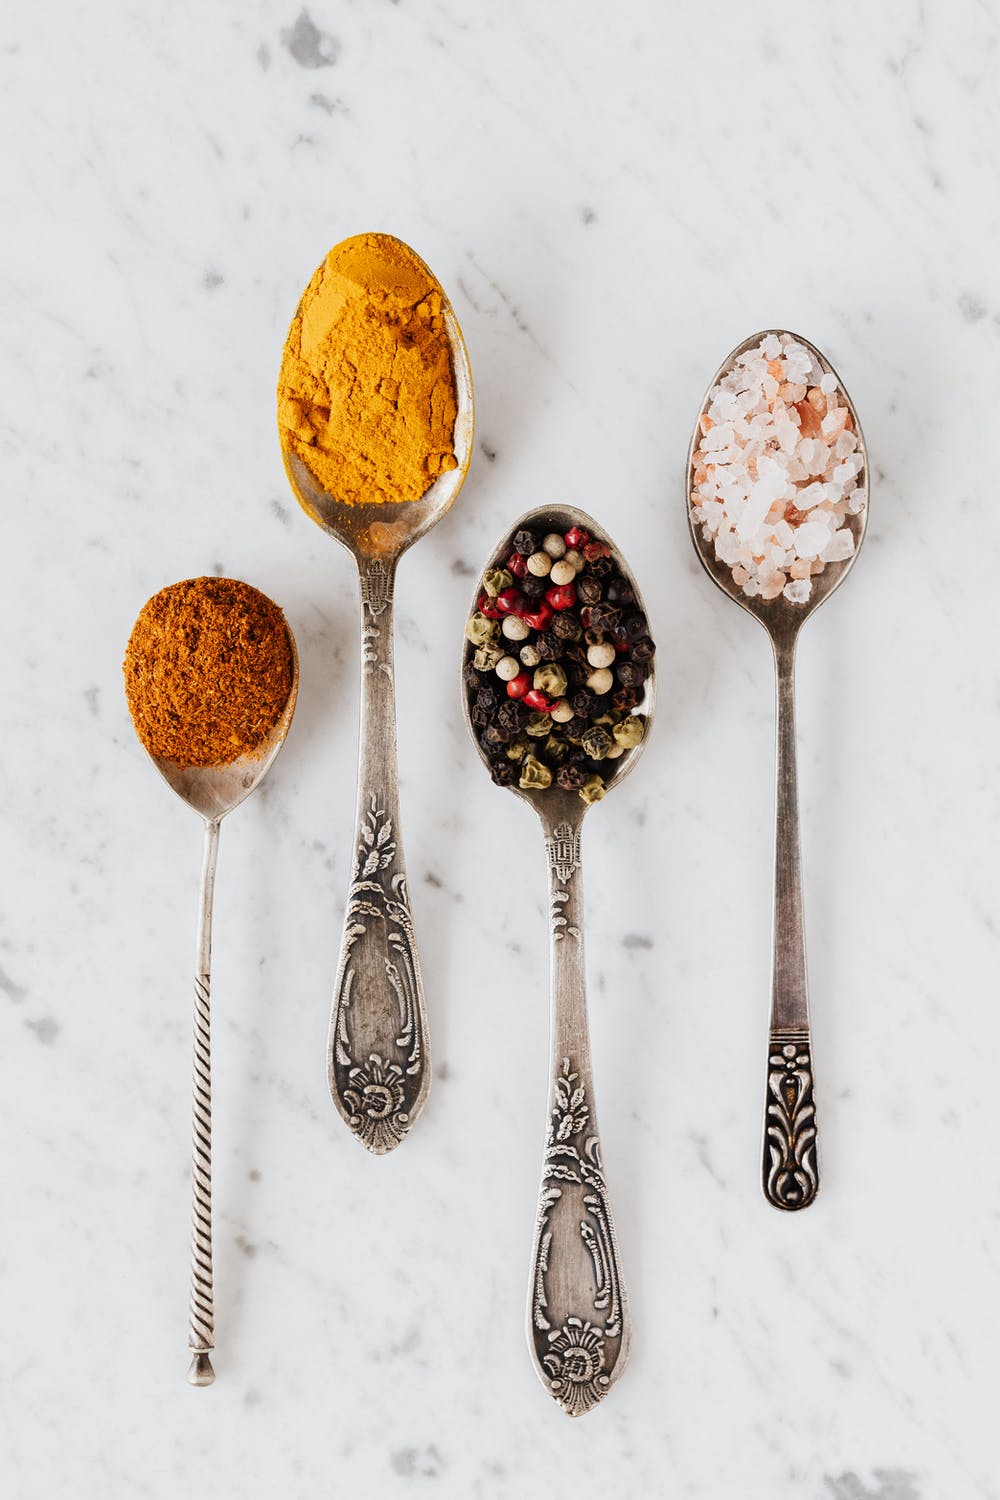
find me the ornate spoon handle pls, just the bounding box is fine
[187,817,219,1385]
[328,558,429,1153]
[527,815,630,1416]
[763,636,819,1211]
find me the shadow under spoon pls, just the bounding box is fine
[280,236,474,1154]
[687,329,869,1211]
[462,505,655,1416]
[143,655,298,1384]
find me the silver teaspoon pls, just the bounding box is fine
[462,505,655,1416]
[279,235,474,1154]
[687,329,869,1210]
[137,646,299,1384]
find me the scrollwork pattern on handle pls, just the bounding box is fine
[763,1028,819,1210]
[531,1057,624,1416]
[332,794,423,1153]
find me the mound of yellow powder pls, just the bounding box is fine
[278,232,459,507]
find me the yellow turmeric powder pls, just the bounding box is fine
[277,232,459,507]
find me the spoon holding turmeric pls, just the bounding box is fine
[277,233,474,1153]
[124,577,298,1382]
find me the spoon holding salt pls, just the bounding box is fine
[462,505,655,1415]
[687,330,869,1210]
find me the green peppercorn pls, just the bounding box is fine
[506,739,530,763]
[473,643,505,671]
[613,715,645,749]
[526,712,553,738]
[482,567,513,599]
[520,754,553,790]
[543,734,568,763]
[466,612,498,647]
[581,725,613,760]
[533,662,567,699]
[579,774,606,804]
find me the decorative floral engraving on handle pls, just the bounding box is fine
[331,794,423,1153]
[530,1058,625,1416]
[189,973,215,1358]
[763,1028,819,1210]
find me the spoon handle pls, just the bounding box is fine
[187,817,219,1385]
[763,637,819,1211]
[527,815,630,1416]
[328,558,429,1153]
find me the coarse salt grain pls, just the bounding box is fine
[691,332,865,604]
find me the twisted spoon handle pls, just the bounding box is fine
[328,559,430,1153]
[187,817,219,1384]
[527,816,630,1416]
[763,637,819,1210]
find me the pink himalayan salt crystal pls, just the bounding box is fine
[692,332,865,604]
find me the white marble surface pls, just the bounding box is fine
[3,1,1000,1495]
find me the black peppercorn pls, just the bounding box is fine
[535,631,561,660]
[570,688,595,716]
[576,574,602,605]
[563,641,587,665]
[463,662,482,692]
[513,529,536,556]
[589,555,614,580]
[556,764,587,790]
[616,659,646,689]
[611,685,642,713]
[563,714,588,742]
[484,723,511,746]
[605,576,635,606]
[497,699,528,733]
[623,611,647,641]
[631,635,655,663]
[588,601,621,632]
[471,701,491,728]
[551,611,582,641]
[520,572,549,599]
[477,684,499,713]
[490,757,515,786]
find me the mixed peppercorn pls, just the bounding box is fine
[464,521,654,802]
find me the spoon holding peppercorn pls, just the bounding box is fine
[687,330,869,1211]
[279,236,474,1153]
[461,505,655,1416]
[138,644,299,1385]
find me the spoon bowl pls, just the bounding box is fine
[462,504,655,1415]
[687,328,868,640]
[462,504,655,819]
[279,234,474,1153]
[281,241,474,564]
[687,329,869,1211]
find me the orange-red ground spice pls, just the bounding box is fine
[124,577,294,767]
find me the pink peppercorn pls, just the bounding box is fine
[496,586,523,615]
[546,583,576,611]
[507,671,531,700]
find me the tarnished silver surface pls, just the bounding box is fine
[687,330,868,1212]
[462,505,655,1416]
[143,645,299,1382]
[280,239,474,1153]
